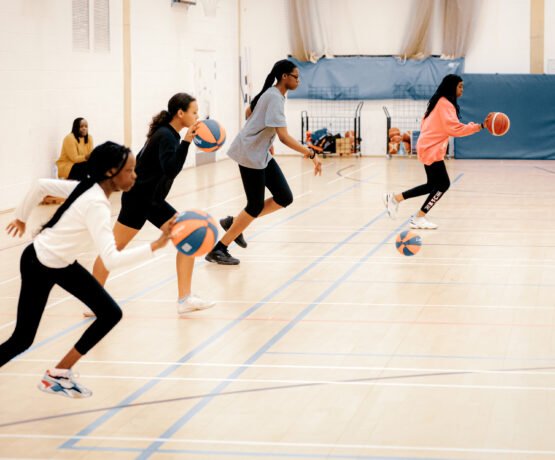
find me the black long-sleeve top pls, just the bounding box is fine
[125,125,190,205]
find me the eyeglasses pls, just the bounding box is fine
[288,73,300,81]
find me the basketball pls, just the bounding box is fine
[171,209,218,256]
[485,112,510,136]
[388,127,400,138]
[395,230,422,256]
[388,142,399,154]
[193,119,226,152]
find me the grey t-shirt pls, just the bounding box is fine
[227,87,287,169]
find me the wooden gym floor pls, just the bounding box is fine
[1,156,555,459]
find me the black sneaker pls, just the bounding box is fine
[220,216,248,249]
[205,247,240,265]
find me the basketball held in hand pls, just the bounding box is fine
[193,119,226,152]
[485,112,510,136]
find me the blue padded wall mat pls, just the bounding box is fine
[456,74,555,160]
[288,56,464,100]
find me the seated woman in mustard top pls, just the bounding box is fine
[56,118,94,180]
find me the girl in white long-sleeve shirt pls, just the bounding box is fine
[1,141,173,398]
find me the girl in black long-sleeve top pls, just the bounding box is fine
[92,93,214,315]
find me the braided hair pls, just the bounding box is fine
[147,93,196,140]
[249,59,297,112]
[41,141,130,232]
[424,74,463,120]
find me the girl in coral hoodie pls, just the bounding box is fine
[384,74,489,229]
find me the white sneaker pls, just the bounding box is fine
[177,294,215,315]
[38,369,92,399]
[383,192,399,219]
[410,215,438,230]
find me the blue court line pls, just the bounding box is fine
[62,211,388,453]
[11,174,369,359]
[534,166,555,175]
[66,444,458,460]
[135,173,465,459]
[10,274,176,362]
[57,174,379,450]
[266,350,555,362]
[136,218,412,459]
[19,319,92,356]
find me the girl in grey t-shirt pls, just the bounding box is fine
[206,59,322,265]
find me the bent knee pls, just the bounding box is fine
[245,201,264,218]
[274,191,293,208]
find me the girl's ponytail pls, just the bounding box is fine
[249,59,297,112]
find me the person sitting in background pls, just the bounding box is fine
[56,118,94,180]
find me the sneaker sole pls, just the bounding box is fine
[178,303,216,314]
[37,383,91,399]
[205,255,240,265]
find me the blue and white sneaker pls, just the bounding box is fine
[38,369,92,399]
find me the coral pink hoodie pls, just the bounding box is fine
[417,97,481,165]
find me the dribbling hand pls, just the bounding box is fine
[312,155,322,176]
[151,215,177,251]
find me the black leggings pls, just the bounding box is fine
[401,160,451,213]
[0,244,122,367]
[239,158,293,218]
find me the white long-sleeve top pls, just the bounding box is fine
[15,179,153,270]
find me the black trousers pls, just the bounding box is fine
[401,160,451,213]
[239,158,293,218]
[0,244,122,367]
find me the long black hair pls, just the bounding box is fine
[147,93,196,140]
[41,141,130,232]
[71,117,89,144]
[250,59,297,112]
[424,74,463,119]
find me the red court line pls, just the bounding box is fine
[5,311,553,329]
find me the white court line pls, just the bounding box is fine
[204,193,244,210]
[213,257,555,269]
[59,254,555,270]
[124,298,555,311]
[265,225,555,235]
[14,359,555,376]
[2,297,549,312]
[0,275,19,287]
[3,372,555,391]
[0,254,168,331]
[1,433,554,457]
[0,164,319,281]
[236,254,555,263]
[0,166,324,328]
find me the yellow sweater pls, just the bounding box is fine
[56,134,94,179]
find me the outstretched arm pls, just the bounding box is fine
[275,127,322,176]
